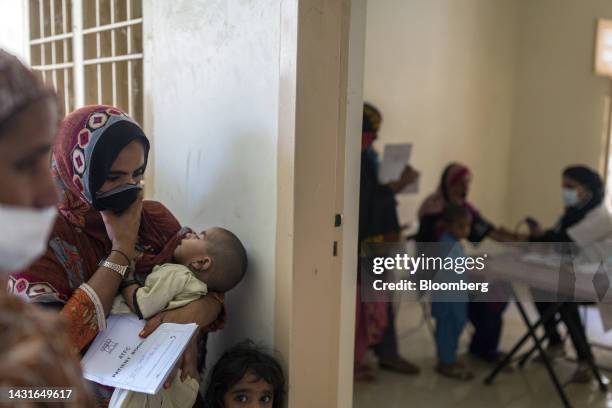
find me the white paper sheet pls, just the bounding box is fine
[108,388,130,408]
[378,143,419,194]
[81,314,198,395]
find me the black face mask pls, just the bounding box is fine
[94,184,143,214]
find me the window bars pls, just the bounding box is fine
[29,0,143,123]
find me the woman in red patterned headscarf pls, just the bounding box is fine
[11,104,224,406]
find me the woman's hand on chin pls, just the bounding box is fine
[100,193,143,259]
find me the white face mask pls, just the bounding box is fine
[0,204,57,273]
[562,188,580,207]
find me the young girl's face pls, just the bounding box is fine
[224,372,274,407]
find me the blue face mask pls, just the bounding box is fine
[562,188,580,207]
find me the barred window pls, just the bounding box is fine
[29,0,143,123]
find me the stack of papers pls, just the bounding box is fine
[81,314,198,395]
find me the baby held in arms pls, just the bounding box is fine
[109,227,247,408]
[113,227,247,320]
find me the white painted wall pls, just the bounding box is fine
[364,0,521,228]
[507,0,612,226]
[144,0,279,366]
[0,0,28,61]
[365,0,612,230]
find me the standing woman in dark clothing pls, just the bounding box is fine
[417,163,519,364]
[359,104,415,242]
[354,103,420,381]
[529,165,604,383]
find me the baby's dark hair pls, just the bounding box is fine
[203,340,286,408]
[206,228,248,293]
[442,203,471,225]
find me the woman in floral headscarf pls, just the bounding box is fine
[11,105,224,406]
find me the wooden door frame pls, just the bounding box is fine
[275,0,366,407]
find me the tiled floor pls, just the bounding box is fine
[354,302,612,408]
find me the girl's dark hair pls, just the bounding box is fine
[203,340,286,408]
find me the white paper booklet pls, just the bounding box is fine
[378,143,419,194]
[81,314,198,395]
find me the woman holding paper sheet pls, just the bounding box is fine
[0,49,93,406]
[10,105,225,406]
[355,103,421,381]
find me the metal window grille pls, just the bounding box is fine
[28,0,143,123]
